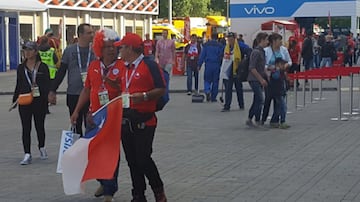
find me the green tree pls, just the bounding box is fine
[159,0,214,18]
[209,0,226,16]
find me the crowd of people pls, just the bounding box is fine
[10,21,360,201]
[11,24,168,202]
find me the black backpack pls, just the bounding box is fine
[237,48,252,82]
[143,58,170,111]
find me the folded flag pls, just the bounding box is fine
[61,96,123,195]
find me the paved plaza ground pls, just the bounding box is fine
[1,70,360,202]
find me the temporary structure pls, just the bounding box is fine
[0,0,47,12]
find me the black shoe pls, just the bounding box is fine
[205,93,211,102]
[221,108,230,112]
[239,106,244,110]
[131,190,147,202]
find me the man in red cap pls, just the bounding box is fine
[114,33,167,202]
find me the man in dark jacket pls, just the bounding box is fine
[301,31,314,71]
[320,35,336,67]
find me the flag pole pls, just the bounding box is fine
[328,10,332,34]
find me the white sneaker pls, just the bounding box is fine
[39,147,48,160]
[20,153,32,165]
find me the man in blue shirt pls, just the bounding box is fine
[198,33,224,102]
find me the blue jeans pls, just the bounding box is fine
[98,156,120,196]
[303,58,313,70]
[320,57,332,67]
[248,81,264,122]
[186,66,199,92]
[280,95,287,123]
[223,77,244,109]
[270,96,281,124]
[313,54,320,68]
[270,95,287,123]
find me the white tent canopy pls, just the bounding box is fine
[0,0,47,12]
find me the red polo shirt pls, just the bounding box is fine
[120,58,165,125]
[85,59,123,112]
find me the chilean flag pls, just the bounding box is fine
[61,96,123,195]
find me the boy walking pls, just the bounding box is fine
[269,58,290,129]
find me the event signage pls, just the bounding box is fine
[230,0,355,18]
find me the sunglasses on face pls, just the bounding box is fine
[23,48,35,51]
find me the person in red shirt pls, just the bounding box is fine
[70,28,122,202]
[288,37,301,73]
[345,33,356,66]
[288,37,301,87]
[143,33,155,60]
[183,34,201,95]
[114,33,167,202]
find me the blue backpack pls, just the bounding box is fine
[143,58,170,111]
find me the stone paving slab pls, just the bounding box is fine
[0,72,360,201]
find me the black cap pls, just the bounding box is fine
[275,57,287,64]
[22,41,38,50]
[227,32,236,38]
[306,30,313,36]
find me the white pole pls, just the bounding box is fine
[168,0,172,25]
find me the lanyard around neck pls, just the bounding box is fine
[125,64,139,91]
[77,44,91,72]
[24,64,38,87]
[100,61,116,81]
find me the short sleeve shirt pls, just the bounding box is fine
[156,39,175,66]
[61,44,96,95]
[120,57,165,126]
[85,60,122,112]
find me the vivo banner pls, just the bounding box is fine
[230,0,355,18]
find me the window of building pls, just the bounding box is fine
[66,25,76,45]
[20,24,32,42]
[125,26,133,33]
[136,26,143,37]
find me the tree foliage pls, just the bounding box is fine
[158,0,225,18]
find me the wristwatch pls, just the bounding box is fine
[143,92,148,101]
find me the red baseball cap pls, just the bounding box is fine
[114,33,143,48]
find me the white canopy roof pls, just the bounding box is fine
[0,0,47,12]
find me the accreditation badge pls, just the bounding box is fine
[98,88,109,106]
[81,72,87,83]
[122,92,130,108]
[32,86,40,97]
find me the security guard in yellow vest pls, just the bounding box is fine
[38,36,59,114]
[38,36,59,79]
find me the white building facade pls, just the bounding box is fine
[1,0,158,71]
[230,0,360,45]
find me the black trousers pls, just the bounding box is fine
[121,123,163,195]
[19,101,47,154]
[66,94,89,136]
[262,85,275,123]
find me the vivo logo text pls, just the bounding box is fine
[244,5,275,15]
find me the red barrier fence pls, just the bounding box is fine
[288,66,360,121]
[288,67,360,80]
